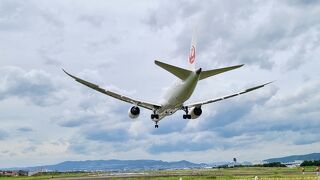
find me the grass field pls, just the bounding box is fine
[0,172,91,180]
[0,167,319,180]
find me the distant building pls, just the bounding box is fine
[252,160,267,165]
[0,170,18,176]
[0,170,28,176]
[283,160,303,168]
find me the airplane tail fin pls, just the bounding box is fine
[199,64,244,80]
[188,28,197,71]
[155,28,243,81]
[155,60,192,80]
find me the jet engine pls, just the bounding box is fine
[189,107,202,119]
[128,106,140,119]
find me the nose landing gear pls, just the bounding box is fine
[155,122,159,128]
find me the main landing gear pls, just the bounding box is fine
[151,109,159,119]
[151,114,159,119]
[182,107,191,119]
[151,110,159,128]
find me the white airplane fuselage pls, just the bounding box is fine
[156,69,201,120]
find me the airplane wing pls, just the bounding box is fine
[185,82,273,108]
[62,69,161,110]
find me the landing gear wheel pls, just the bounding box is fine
[151,109,159,120]
[183,114,191,119]
[154,121,159,128]
[151,114,159,119]
[182,107,191,119]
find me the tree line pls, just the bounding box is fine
[300,160,320,166]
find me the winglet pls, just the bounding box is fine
[62,68,71,76]
[62,68,78,80]
[244,81,274,93]
[62,68,100,89]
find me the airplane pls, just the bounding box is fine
[63,35,272,128]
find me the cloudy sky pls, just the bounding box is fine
[0,0,320,168]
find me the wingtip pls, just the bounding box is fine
[267,80,275,85]
[235,64,245,68]
[61,68,69,74]
[154,60,161,64]
[263,80,275,86]
[61,68,73,78]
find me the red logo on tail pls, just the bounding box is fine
[189,45,196,64]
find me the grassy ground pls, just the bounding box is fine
[0,172,91,180]
[110,175,318,180]
[145,166,317,176]
[0,167,319,180]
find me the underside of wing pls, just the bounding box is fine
[185,82,273,108]
[62,69,161,110]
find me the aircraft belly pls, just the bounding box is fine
[175,79,197,102]
[155,72,200,122]
[153,106,179,122]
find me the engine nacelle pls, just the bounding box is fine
[128,106,140,119]
[189,107,202,119]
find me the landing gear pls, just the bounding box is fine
[151,110,159,120]
[151,114,159,119]
[183,114,191,119]
[182,106,191,119]
[155,122,159,128]
[151,109,159,128]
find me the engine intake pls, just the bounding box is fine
[189,107,202,119]
[128,106,140,119]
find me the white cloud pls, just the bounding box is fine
[0,66,63,106]
[0,0,319,168]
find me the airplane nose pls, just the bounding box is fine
[196,68,202,75]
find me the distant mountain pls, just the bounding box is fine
[15,160,207,172]
[6,153,320,171]
[264,153,320,163]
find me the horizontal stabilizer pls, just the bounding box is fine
[199,64,244,80]
[155,60,192,80]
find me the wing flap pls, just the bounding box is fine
[62,69,161,110]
